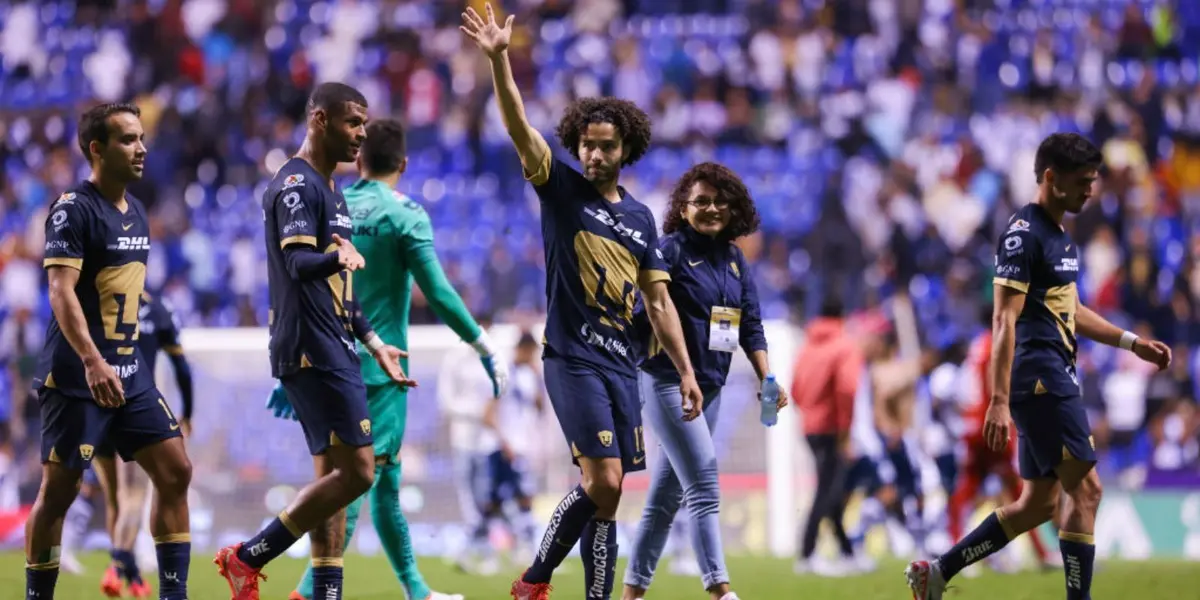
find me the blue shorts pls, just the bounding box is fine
[845,456,882,495]
[543,354,645,473]
[472,450,535,508]
[1011,393,1096,480]
[40,386,181,471]
[281,368,372,455]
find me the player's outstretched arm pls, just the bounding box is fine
[640,279,704,420]
[461,3,551,183]
[1076,300,1171,370]
[46,266,124,407]
[406,225,508,396]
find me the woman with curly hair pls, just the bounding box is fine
[463,5,703,599]
[622,162,789,600]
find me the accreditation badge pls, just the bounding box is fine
[708,306,741,353]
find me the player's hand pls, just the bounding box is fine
[265,384,299,421]
[679,374,704,421]
[461,3,514,58]
[480,354,509,398]
[983,401,1013,452]
[85,356,125,408]
[374,344,418,388]
[332,233,365,271]
[1132,338,1172,371]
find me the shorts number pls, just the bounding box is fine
[96,263,147,348]
[575,232,639,331]
[634,425,645,454]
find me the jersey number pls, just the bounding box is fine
[575,232,639,331]
[96,263,146,353]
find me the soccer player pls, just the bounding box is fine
[905,133,1172,600]
[464,330,545,570]
[267,117,505,600]
[27,102,194,600]
[76,290,195,597]
[463,6,704,599]
[948,308,1054,570]
[214,84,411,600]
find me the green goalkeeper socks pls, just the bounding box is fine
[374,462,431,600]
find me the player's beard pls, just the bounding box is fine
[586,162,619,185]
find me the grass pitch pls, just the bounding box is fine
[4,551,1196,599]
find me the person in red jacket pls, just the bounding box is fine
[791,298,862,573]
[949,308,1054,570]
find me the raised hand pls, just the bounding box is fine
[460,2,514,57]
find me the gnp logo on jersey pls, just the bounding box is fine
[114,236,151,251]
[282,174,305,190]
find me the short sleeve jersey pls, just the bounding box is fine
[529,155,670,373]
[34,182,154,399]
[993,203,1081,398]
[137,292,184,376]
[262,158,362,377]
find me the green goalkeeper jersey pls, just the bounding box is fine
[345,179,482,387]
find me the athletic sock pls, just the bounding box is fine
[934,511,1012,580]
[1059,531,1096,600]
[154,534,190,600]
[373,463,431,600]
[581,518,618,599]
[524,485,598,584]
[237,510,303,569]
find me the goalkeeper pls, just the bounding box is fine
[267,118,508,600]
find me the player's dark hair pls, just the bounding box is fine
[662,162,761,240]
[1033,133,1102,183]
[77,102,141,159]
[820,295,846,318]
[555,97,651,167]
[307,82,368,117]
[361,119,406,175]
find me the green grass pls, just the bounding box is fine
[6,551,1198,599]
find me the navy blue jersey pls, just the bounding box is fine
[34,182,154,399]
[530,156,670,373]
[993,203,1081,398]
[137,292,183,376]
[639,225,767,393]
[262,158,362,377]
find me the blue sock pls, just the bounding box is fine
[237,511,303,569]
[934,511,1013,580]
[524,485,597,584]
[109,548,128,580]
[1059,531,1096,600]
[114,549,143,584]
[155,535,191,599]
[26,563,59,599]
[312,562,344,600]
[581,519,617,600]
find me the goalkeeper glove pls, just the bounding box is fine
[471,330,509,398]
[265,383,299,421]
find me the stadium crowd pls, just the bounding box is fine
[2,0,1200,496]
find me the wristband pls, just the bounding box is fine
[1119,330,1139,351]
[364,332,385,353]
[470,330,496,357]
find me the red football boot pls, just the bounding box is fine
[213,543,267,600]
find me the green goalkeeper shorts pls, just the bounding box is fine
[366,383,409,463]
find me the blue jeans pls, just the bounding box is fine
[624,372,728,590]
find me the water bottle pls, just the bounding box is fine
[760,374,780,427]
